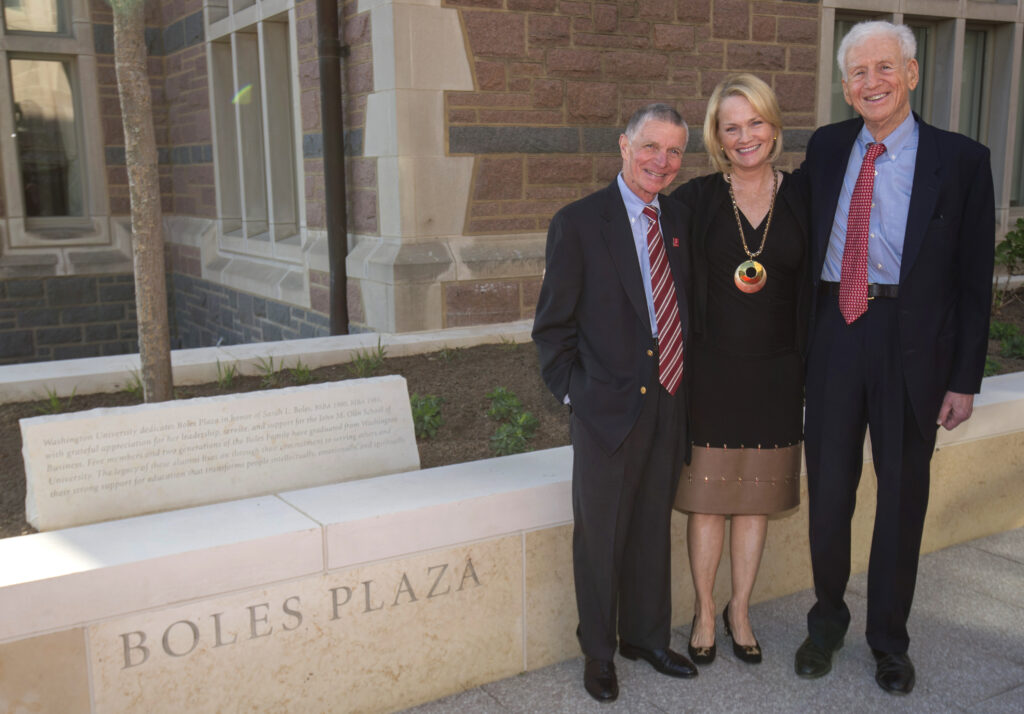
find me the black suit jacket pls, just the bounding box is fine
[803,115,994,437]
[532,179,691,454]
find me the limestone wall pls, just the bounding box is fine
[1,371,1022,712]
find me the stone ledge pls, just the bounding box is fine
[0,379,1021,710]
[0,497,322,642]
[1,372,1022,644]
[0,320,534,403]
[281,447,573,569]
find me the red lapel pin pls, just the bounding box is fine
[672,237,679,247]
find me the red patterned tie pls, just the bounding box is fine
[643,205,684,395]
[839,142,887,324]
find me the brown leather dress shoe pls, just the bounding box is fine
[583,657,618,702]
[872,649,915,695]
[794,636,842,678]
[619,642,698,678]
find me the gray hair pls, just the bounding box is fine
[624,103,688,142]
[836,21,916,81]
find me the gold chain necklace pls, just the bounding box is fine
[725,169,778,293]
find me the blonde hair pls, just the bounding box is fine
[702,73,783,173]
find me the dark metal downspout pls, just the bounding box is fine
[317,0,349,334]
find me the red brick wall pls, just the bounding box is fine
[95,0,173,217]
[297,0,325,231]
[298,0,377,234]
[165,40,214,218]
[301,0,377,315]
[447,0,820,234]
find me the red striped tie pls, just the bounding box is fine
[643,205,684,395]
[839,142,886,324]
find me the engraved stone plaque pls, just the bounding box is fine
[23,376,419,530]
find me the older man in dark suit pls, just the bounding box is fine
[795,21,994,695]
[532,103,696,703]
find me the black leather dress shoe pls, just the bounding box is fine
[583,657,618,702]
[794,636,842,678]
[619,642,698,678]
[872,649,915,695]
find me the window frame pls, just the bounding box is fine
[205,1,305,264]
[1,0,71,37]
[0,0,110,252]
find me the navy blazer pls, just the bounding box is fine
[532,179,691,454]
[803,115,994,437]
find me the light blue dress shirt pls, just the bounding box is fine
[821,112,919,284]
[616,172,660,337]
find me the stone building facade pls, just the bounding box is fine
[0,0,1021,363]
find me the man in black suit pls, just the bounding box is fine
[795,21,994,695]
[532,103,696,703]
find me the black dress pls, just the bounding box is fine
[674,173,804,515]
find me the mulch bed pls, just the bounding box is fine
[2,291,1023,539]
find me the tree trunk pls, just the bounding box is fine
[112,0,173,402]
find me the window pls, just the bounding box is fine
[906,23,932,122]
[959,27,991,143]
[1012,69,1024,206]
[207,10,300,257]
[10,56,84,220]
[0,0,107,248]
[830,18,859,124]
[2,0,67,35]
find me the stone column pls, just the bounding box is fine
[346,0,474,333]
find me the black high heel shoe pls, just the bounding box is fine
[723,602,762,664]
[687,615,716,665]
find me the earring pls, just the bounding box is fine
[772,135,778,143]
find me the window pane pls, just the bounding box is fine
[1012,67,1024,206]
[831,19,859,123]
[3,0,66,34]
[10,58,84,218]
[908,25,930,121]
[959,29,987,142]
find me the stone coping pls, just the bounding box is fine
[0,320,534,403]
[0,448,572,644]
[0,371,1021,646]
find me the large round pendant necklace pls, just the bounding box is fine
[726,169,777,294]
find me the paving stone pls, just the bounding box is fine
[971,529,1024,565]
[399,529,1024,713]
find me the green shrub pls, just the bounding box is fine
[490,411,539,456]
[994,217,1024,311]
[349,338,387,377]
[123,369,144,399]
[255,356,279,388]
[486,386,523,421]
[290,358,315,385]
[410,393,444,439]
[216,359,239,390]
[437,345,462,362]
[984,357,1000,377]
[1001,333,1024,360]
[989,321,1020,341]
[38,386,76,415]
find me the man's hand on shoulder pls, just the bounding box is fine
[937,391,974,431]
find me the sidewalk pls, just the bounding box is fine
[404,527,1024,713]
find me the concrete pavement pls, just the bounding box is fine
[403,527,1024,713]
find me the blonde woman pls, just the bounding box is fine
[669,74,809,666]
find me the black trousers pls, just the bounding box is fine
[570,381,683,661]
[804,293,937,654]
